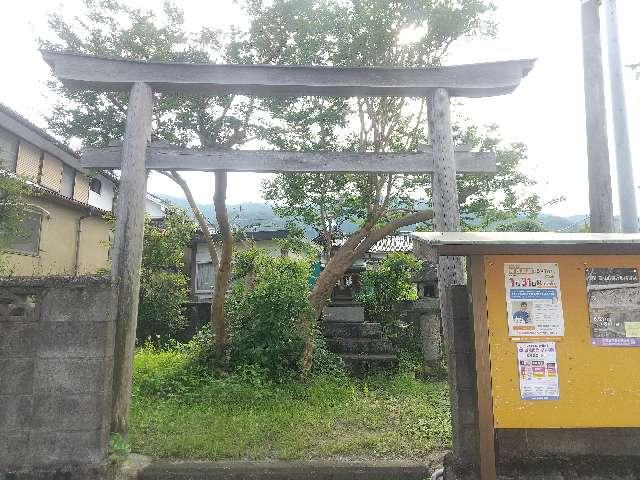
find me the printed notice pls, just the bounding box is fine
[517,342,560,400]
[505,263,564,337]
[586,267,640,347]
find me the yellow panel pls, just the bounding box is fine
[485,254,640,428]
[41,153,62,191]
[16,141,40,180]
[73,173,89,203]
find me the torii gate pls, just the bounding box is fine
[42,50,534,480]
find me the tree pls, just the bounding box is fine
[0,173,34,273]
[248,0,528,366]
[137,206,195,345]
[41,0,261,360]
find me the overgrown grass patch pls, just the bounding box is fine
[129,345,451,460]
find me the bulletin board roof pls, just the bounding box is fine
[411,232,640,256]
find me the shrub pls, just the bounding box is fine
[357,252,421,322]
[357,253,422,353]
[227,248,315,380]
[137,270,189,345]
[135,206,195,345]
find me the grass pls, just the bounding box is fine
[128,345,451,461]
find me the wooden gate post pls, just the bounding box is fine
[427,88,466,352]
[110,82,153,436]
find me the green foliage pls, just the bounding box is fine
[137,206,196,345]
[453,125,551,230]
[130,344,451,460]
[357,253,421,322]
[227,248,315,380]
[495,219,546,232]
[0,173,34,272]
[108,433,130,464]
[275,223,320,259]
[42,0,259,151]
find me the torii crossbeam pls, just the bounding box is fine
[42,50,534,480]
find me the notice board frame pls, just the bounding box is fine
[411,232,640,480]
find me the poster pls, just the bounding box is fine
[504,263,564,337]
[516,342,560,400]
[586,267,640,347]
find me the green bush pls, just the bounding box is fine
[227,248,315,380]
[357,252,421,322]
[135,206,195,345]
[357,253,422,352]
[137,270,189,345]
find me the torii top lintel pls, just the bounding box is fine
[41,50,535,99]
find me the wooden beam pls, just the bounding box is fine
[469,255,497,480]
[110,82,153,437]
[41,50,535,99]
[81,145,496,173]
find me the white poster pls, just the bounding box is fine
[517,342,560,401]
[505,263,564,337]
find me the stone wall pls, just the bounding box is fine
[0,276,115,479]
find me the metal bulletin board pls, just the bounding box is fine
[484,254,640,429]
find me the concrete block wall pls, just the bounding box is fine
[443,286,480,480]
[0,276,115,478]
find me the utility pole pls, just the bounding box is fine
[605,0,638,232]
[581,0,615,233]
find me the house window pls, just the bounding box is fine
[60,163,75,198]
[9,212,42,256]
[89,177,102,194]
[0,127,18,172]
[196,262,216,292]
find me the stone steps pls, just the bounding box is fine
[340,354,398,375]
[326,337,393,354]
[323,304,365,323]
[321,321,382,339]
[322,303,396,375]
[139,460,433,480]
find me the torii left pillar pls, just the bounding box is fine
[110,82,153,436]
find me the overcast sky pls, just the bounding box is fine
[2,0,639,218]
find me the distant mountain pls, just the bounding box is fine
[157,194,591,235]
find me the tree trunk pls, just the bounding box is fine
[211,171,233,360]
[166,170,220,270]
[110,82,153,438]
[310,209,434,314]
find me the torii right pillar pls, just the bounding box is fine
[427,87,466,338]
[428,88,482,479]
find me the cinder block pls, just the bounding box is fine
[34,358,109,395]
[40,286,115,323]
[0,432,30,468]
[451,352,477,388]
[0,395,32,431]
[590,428,640,456]
[32,393,105,431]
[0,290,40,323]
[0,322,36,357]
[0,358,34,395]
[30,429,105,466]
[37,322,114,358]
[495,429,528,461]
[524,428,593,456]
